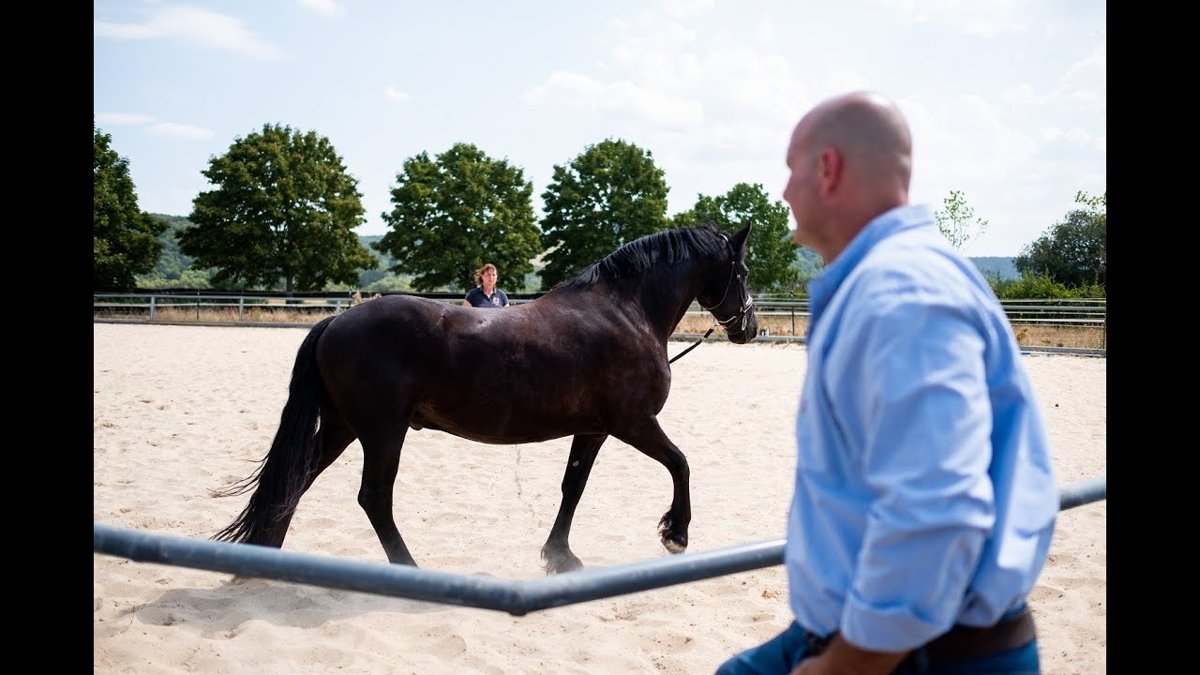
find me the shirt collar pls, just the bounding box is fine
[807,204,934,324]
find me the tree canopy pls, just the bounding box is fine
[179,123,376,293]
[670,183,796,293]
[1015,191,1106,288]
[375,143,541,292]
[94,124,165,290]
[538,139,669,290]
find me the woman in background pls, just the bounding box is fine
[462,263,509,308]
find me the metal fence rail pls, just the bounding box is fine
[94,292,1107,329]
[94,475,1105,616]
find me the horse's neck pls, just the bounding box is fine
[544,257,708,342]
[625,266,705,341]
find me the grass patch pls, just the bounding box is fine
[674,314,1105,350]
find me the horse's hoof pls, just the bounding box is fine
[662,538,687,554]
[658,514,688,554]
[551,560,584,575]
[542,551,584,575]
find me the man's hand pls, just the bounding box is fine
[791,634,909,675]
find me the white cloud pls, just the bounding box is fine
[1058,44,1106,112]
[94,19,160,40]
[1038,126,1105,157]
[147,122,214,140]
[1001,84,1041,107]
[874,0,1030,36]
[525,71,703,127]
[297,0,342,17]
[93,6,285,60]
[658,0,715,19]
[754,14,776,44]
[95,112,157,126]
[910,94,1040,188]
[93,112,213,140]
[528,2,820,212]
[384,86,411,103]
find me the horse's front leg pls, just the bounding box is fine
[614,418,691,554]
[541,433,608,575]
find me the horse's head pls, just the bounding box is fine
[697,223,758,344]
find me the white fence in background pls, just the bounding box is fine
[93,292,1107,328]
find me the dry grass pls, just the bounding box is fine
[95,306,334,325]
[674,314,1106,350]
[94,306,1106,350]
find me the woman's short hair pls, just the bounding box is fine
[474,263,498,284]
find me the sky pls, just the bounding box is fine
[94,0,1106,257]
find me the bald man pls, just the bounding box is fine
[716,92,1058,674]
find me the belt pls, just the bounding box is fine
[915,606,1036,665]
[803,606,1036,667]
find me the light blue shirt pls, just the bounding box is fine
[785,204,1058,652]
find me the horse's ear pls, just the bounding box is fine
[730,223,752,251]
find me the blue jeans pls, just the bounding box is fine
[715,620,1041,675]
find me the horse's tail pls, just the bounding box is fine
[211,315,338,545]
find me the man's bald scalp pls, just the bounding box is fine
[806,92,912,187]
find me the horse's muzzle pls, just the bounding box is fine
[724,307,759,344]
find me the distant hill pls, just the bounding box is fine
[969,256,1018,281]
[795,247,1017,283]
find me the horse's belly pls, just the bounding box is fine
[410,405,600,445]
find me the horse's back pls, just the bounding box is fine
[320,294,447,357]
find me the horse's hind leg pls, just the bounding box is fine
[311,411,357,481]
[613,418,691,554]
[357,425,417,566]
[541,433,608,575]
[256,411,357,549]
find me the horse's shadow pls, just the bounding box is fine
[130,575,450,632]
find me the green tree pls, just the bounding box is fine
[1014,191,1106,288]
[94,124,165,290]
[670,183,796,293]
[375,143,541,292]
[792,246,825,295]
[538,138,669,290]
[180,123,376,293]
[934,189,989,251]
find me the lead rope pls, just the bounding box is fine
[669,321,718,364]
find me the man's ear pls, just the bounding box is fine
[819,148,842,197]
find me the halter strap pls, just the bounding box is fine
[698,233,754,332]
[671,232,753,365]
[668,323,717,364]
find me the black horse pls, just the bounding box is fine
[213,223,759,574]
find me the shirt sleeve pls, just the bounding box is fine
[830,285,995,651]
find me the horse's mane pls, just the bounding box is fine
[558,224,726,291]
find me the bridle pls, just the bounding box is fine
[669,234,754,365]
[699,235,754,335]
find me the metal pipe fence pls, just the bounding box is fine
[93,476,1105,616]
[94,292,1107,330]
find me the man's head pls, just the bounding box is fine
[783,91,912,263]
